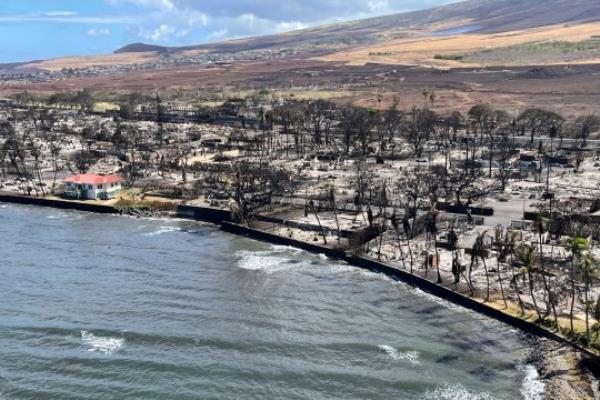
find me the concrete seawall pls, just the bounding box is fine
[177,205,233,224]
[221,222,346,259]
[0,192,118,214]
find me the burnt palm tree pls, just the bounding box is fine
[494,227,508,308]
[426,210,442,283]
[504,229,526,314]
[515,244,543,321]
[391,211,408,272]
[468,232,490,299]
[562,236,590,335]
[536,216,558,327]
[402,215,414,274]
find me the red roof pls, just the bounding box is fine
[64,174,121,185]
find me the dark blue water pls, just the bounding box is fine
[0,204,543,399]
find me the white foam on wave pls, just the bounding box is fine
[267,244,305,256]
[378,345,421,365]
[236,242,325,273]
[519,364,545,400]
[81,331,124,355]
[237,249,296,273]
[424,384,496,400]
[143,226,181,237]
[407,287,465,313]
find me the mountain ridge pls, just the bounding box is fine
[114,0,600,55]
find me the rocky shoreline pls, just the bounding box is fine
[529,337,599,399]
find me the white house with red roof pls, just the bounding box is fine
[64,174,122,200]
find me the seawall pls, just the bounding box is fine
[0,192,118,214]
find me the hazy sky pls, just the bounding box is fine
[0,0,460,63]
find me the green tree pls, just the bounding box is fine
[562,236,591,335]
[578,250,598,343]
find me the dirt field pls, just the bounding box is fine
[20,52,159,72]
[318,22,600,68]
[4,57,600,117]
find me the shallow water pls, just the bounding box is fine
[0,204,543,399]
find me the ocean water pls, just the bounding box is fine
[0,204,544,399]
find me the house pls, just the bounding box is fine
[64,174,122,200]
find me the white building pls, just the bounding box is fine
[64,174,122,200]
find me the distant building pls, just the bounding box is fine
[64,174,122,200]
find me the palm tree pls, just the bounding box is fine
[578,250,597,343]
[503,229,526,314]
[515,244,543,321]
[391,211,408,271]
[494,227,508,308]
[469,232,490,300]
[448,227,461,286]
[562,236,590,335]
[426,210,442,283]
[536,216,558,327]
[402,215,414,274]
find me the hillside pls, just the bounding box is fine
[115,0,600,56]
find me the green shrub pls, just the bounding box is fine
[433,54,464,61]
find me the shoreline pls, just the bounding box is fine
[1,194,599,399]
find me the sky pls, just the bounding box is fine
[0,0,460,63]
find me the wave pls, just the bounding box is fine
[378,345,421,366]
[424,384,496,400]
[518,364,545,400]
[142,226,181,237]
[235,243,316,273]
[81,331,125,355]
[237,250,297,273]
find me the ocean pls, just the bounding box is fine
[0,204,544,399]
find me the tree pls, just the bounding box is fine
[339,103,355,154]
[562,236,590,335]
[535,215,558,326]
[517,108,563,144]
[468,104,510,177]
[469,232,491,301]
[574,114,600,147]
[578,250,598,343]
[75,89,94,112]
[382,97,402,146]
[495,131,515,191]
[497,227,529,312]
[404,107,436,158]
[436,163,493,208]
[515,244,543,321]
[391,210,409,272]
[354,107,377,156]
[308,100,329,147]
[155,93,165,145]
[204,161,297,226]
[395,168,439,237]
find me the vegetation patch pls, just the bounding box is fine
[464,39,600,65]
[433,54,464,61]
